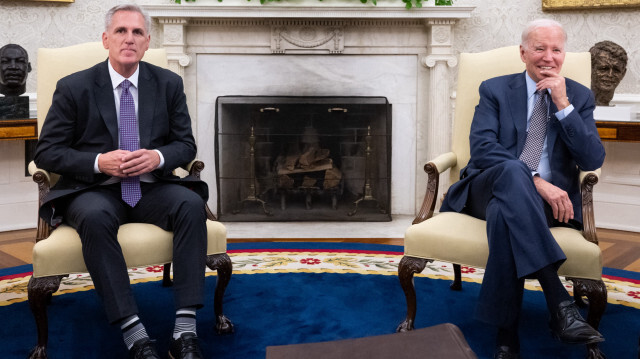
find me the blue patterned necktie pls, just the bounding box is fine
[519,89,548,171]
[119,79,141,207]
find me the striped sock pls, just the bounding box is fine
[119,315,150,350]
[173,307,197,340]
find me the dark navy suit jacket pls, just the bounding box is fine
[34,60,208,225]
[441,71,605,226]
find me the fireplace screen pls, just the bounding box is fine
[215,96,391,221]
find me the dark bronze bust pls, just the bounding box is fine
[589,41,628,106]
[0,43,31,97]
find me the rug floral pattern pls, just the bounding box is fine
[2,249,639,309]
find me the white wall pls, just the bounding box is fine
[1,0,638,231]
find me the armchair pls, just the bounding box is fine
[27,42,234,358]
[397,46,606,358]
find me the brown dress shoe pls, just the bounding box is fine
[549,300,605,345]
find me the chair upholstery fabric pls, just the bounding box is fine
[404,212,602,280]
[32,221,227,278]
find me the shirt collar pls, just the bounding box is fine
[107,60,140,90]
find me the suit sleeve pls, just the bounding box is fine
[34,78,100,178]
[552,85,605,171]
[153,75,197,176]
[467,80,519,171]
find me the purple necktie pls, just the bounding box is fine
[519,90,548,171]
[119,79,141,207]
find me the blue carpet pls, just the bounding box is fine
[1,242,638,358]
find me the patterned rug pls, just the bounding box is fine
[1,242,639,359]
[2,242,640,308]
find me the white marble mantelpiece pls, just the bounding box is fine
[145,3,474,217]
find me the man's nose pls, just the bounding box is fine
[124,31,134,43]
[542,50,554,61]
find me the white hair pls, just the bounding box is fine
[521,19,567,49]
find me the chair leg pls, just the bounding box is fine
[396,256,429,332]
[568,278,608,359]
[451,264,462,291]
[206,253,234,334]
[27,275,63,359]
[162,263,173,287]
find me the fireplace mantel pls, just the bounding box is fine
[145,2,475,20]
[144,3,475,217]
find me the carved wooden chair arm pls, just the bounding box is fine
[579,168,601,245]
[413,152,457,225]
[176,159,217,221]
[28,161,55,242]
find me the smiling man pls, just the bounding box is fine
[34,4,208,359]
[440,19,605,358]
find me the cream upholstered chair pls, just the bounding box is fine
[397,46,606,358]
[27,42,234,358]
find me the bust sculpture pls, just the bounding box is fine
[589,41,628,106]
[0,43,32,97]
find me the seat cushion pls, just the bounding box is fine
[404,212,602,280]
[32,220,226,278]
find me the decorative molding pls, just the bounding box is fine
[144,4,475,20]
[422,54,457,68]
[271,25,344,53]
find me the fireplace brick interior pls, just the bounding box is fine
[215,96,391,221]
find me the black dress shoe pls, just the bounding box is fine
[169,332,203,359]
[549,300,605,345]
[129,338,160,359]
[494,346,520,359]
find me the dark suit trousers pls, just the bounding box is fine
[462,160,566,328]
[63,181,208,324]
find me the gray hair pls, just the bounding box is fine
[105,4,151,34]
[521,19,567,49]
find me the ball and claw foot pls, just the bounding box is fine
[216,314,234,334]
[396,319,414,333]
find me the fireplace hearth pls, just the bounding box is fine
[215,96,391,221]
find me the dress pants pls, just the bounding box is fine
[63,182,208,324]
[461,160,566,327]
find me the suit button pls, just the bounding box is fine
[567,126,575,136]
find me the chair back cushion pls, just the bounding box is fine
[36,42,168,136]
[449,46,592,185]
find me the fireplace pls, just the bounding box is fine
[146,4,475,221]
[215,96,391,221]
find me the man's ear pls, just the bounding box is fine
[102,32,109,49]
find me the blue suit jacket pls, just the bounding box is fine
[441,72,605,225]
[34,60,208,225]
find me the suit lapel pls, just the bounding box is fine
[94,60,118,147]
[137,62,155,149]
[508,72,529,155]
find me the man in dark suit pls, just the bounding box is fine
[441,19,606,359]
[35,4,206,359]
